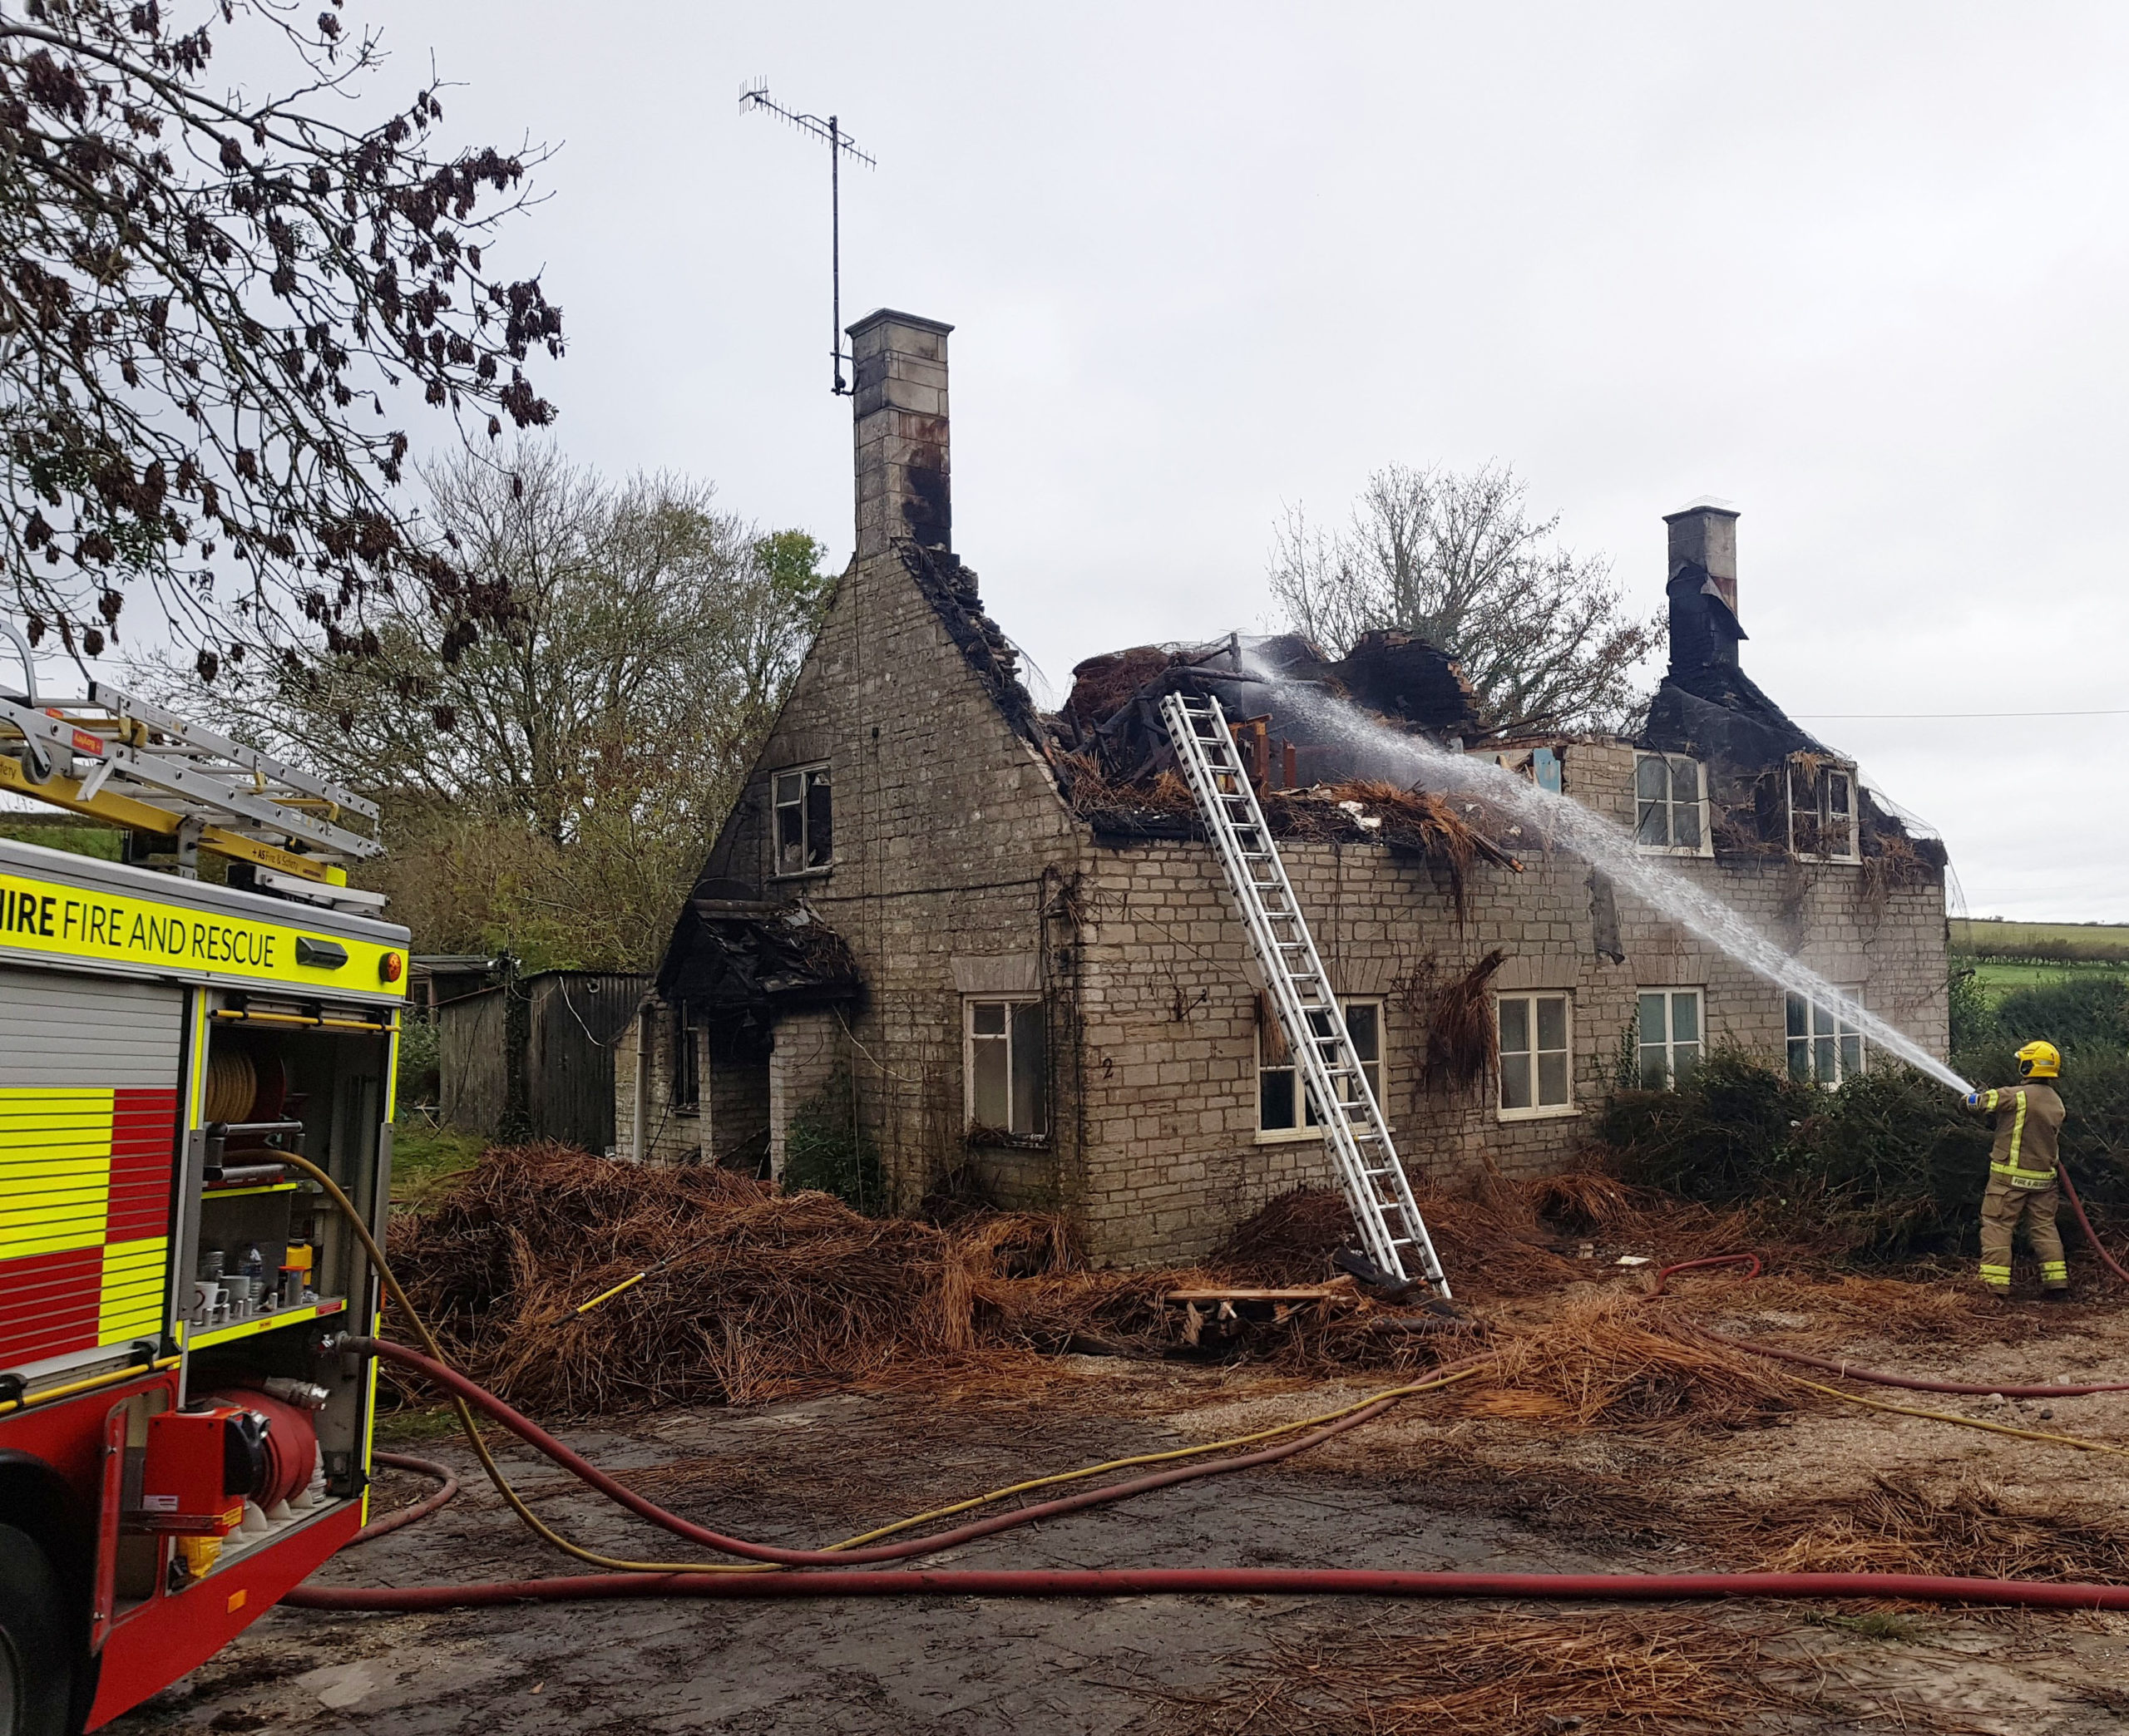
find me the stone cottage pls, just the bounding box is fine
[615,308,1949,1266]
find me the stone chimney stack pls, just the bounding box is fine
[1662,497,1745,675]
[848,308,952,562]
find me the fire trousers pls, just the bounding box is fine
[1979,1176,2069,1292]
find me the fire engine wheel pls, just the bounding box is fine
[0,1523,74,1736]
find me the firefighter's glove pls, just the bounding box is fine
[1964,1092,1983,1109]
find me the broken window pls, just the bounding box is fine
[1787,990,1865,1086]
[1634,752,1706,852]
[1787,760,1859,863]
[673,1013,703,1111]
[1498,992,1573,1117]
[772,765,833,876]
[1637,989,1703,1090]
[1489,745,1563,794]
[1257,999,1383,1137]
[966,998,1048,1138]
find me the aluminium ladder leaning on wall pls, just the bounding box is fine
[1160,689,1451,1299]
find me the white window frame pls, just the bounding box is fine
[1787,760,1860,864]
[963,996,1048,1140]
[1636,988,1704,1091]
[1256,997,1384,1142]
[771,762,833,878]
[1634,752,1711,856]
[1787,988,1866,1087]
[1497,991,1575,1120]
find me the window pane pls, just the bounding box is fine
[804,769,833,867]
[971,1002,1006,1036]
[972,1037,1010,1125]
[1345,1002,1380,1062]
[1639,1044,1667,1090]
[1673,1042,1700,1084]
[1538,1050,1569,1107]
[1011,1002,1048,1136]
[1536,995,1567,1053]
[1260,1067,1297,1130]
[1671,761,1702,849]
[1499,997,1529,1057]
[1636,757,1669,846]
[1359,1061,1383,1107]
[1840,1034,1863,1082]
[1788,1037,1810,1082]
[1814,1034,1836,1083]
[773,771,803,808]
[1672,992,1700,1044]
[1828,772,1852,819]
[1500,1050,1533,1112]
[1786,994,1808,1040]
[774,802,805,874]
[1638,992,1667,1045]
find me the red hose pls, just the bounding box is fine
[351,1452,461,1544]
[284,1565,2129,1612]
[2058,1164,2129,1285]
[1647,1254,1761,1295]
[341,1337,1440,1567]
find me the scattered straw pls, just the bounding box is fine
[1455,1293,1801,1431]
[1731,1470,2129,1584]
[1158,1610,1812,1735]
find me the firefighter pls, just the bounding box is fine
[1965,1040,2069,1300]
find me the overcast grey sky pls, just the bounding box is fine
[347,1,2127,920]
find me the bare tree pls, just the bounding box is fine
[1269,463,1661,733]
[0,1,563,673]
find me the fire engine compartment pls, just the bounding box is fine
[125,996,398,1597]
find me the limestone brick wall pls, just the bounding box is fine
[665,540,1084,1210]
[768,1010,845,1180]
[610,999,715,1166]
[1070,797,1947,1266]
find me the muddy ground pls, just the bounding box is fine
[107,1270,2129,1735]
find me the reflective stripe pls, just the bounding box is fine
[2008,1090,2028,1167]
[1978,1263,2013,1278]
[1990,1161,2056,1188]
[2041,1262,2070,1280]
[1981,1088,2002,1112]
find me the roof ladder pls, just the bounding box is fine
[1161,689,1451,1298]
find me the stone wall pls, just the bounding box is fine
[1066,783,1946,1265]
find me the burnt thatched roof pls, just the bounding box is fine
[656,898,860,1019]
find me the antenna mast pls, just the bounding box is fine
[739,83,877,396]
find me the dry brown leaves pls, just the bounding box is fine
[1160,1610,1811,1736]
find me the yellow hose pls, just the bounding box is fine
[286,1150,1471,1575]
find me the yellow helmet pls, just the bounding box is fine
[2016,1039,2062,1080]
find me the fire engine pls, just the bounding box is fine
[0,634,404,1734]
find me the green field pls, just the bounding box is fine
[1967,959,2127,995]
[1951,917,2129,962]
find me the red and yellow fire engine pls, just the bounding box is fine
[0,652,403,1734]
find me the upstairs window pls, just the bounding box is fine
[1789,761,1859,862]
[1787,990,1865,1086]
[773,765,833,875]
[1635,753,1707,854]
[1498,992,1573,1117]
[966,998,1048,1139]
[1258,999,1382,1137]
[1637,989,1702,1089]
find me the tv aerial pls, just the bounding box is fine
[740,83,877,396]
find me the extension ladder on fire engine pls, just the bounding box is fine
[0,621,381,897]
[1161,689,1451,1298]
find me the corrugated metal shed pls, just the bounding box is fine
[439,969,648,1152]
